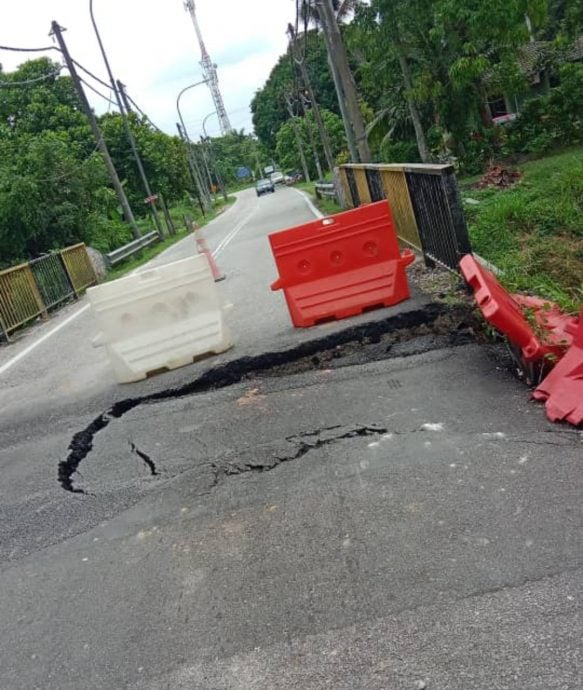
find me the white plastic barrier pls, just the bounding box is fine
[88,254,233,383]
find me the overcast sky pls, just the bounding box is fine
[1,0,296,139]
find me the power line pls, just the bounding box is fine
[0,66,62,88]
[71,59,111,90]
[0,42,114,93]
[124,92,164,133]
[0,42,111,91]
[183,106,251,129]
[0,44,57,53]
[78,76,118,106]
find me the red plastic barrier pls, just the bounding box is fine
[460,255,577,363]
[269,201,415,328]
[533,309,583,426]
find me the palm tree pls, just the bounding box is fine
[300,0,363,27]
[299,0,371,162]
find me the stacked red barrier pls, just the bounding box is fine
[269,201,415,328]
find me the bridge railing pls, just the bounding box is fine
[0,243,97,342]
[337,163,472,271]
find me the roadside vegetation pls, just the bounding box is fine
[0,58,261,270]
[252,1,582,176]
[462,147,583,312]
[1,0,581,315]
[252,1,581,309]
[296,180,342,216]
[106,195,235,282]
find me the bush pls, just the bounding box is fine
[86,214,133,254]
[504,63,583,155]
[378,139,420,163]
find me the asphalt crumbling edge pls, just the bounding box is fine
[58,302,474,494]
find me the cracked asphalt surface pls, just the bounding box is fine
[1,188,582,689]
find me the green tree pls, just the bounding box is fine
[0,131,118,263]
[0,58,90,143]
[99,111,192,209]
[0,58,194,265]
[251,32,339,153]
[275,109,346,176]
[348,0,551,164]
[195,130,262,187]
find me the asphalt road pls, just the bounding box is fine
[0,187,582,689]
[0,187,316,420]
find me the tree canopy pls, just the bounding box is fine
[252,0,582,171]
[251,31,339,152]
[0,58,201,265]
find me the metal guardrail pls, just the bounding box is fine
[104,231,160,267]
[0,243,97,342]
[338,163,472,272]
[314,181,338,202]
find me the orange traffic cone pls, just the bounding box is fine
[195,228,225,282]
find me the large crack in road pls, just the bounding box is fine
[212,424,388,484]
[58,303,476,494]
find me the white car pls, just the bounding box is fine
[270,171,285,185]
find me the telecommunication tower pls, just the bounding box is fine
[184,0,232,136]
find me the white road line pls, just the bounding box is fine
[292,188,325,219]
[0,304,90,376]
[213,205,258,257]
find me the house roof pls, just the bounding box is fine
[517,36,583,82]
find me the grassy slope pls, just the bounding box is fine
[461,147,583,312]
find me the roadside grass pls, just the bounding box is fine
[296,180,342,216]
[106,195,235,282]
[461,147,583,312]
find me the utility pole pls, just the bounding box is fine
[176,80,212,212]
[254,149,262,179]
[198,136,215,198]
[300,93,323,180]
[285,94,311,183]
[116,80,165,237]
[315,0,371,163]
[202,113,228,202]
[50,21,141,239]
[202,136,228,202]
[176,123,207,215]
[90,0,163,236]
[288,24,335,173]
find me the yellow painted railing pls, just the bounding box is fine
[0,243,97,340]
[0,263,47,337]
[60,243,97,294]
[338,163,472,271]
